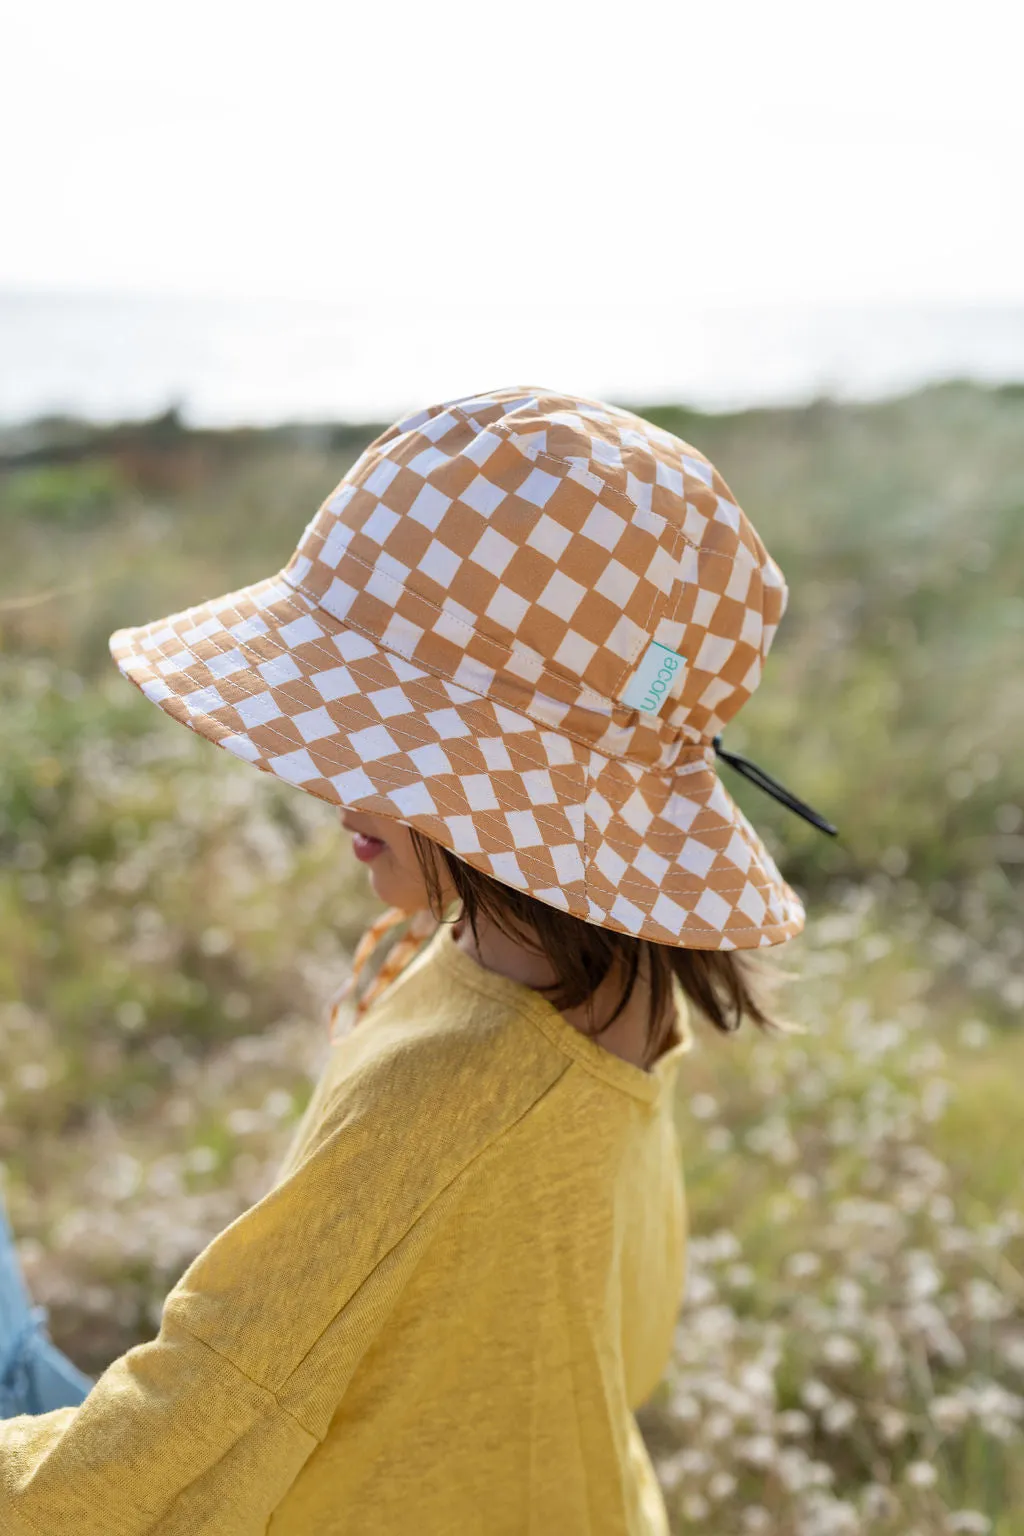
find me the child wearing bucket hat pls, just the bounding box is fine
[1,386,835,1534]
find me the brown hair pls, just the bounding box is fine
[409,830,801,1067]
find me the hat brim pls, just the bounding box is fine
[109,568,805,950]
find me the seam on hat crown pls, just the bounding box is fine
[447,409,681,685]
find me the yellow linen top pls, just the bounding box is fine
[1,919,693,1535]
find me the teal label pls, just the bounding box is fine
[620,642,688,716]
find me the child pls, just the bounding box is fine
[1,385,835,1534]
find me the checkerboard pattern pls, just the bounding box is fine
[110,385,805,950]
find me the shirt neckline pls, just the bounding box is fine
[424,919,693,1106]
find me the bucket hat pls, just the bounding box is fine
[109,385,836,951]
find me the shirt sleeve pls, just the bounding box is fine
[0,1027,533,1535]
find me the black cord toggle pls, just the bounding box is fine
[712,734,838,837]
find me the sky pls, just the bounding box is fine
[5,0,1023,308]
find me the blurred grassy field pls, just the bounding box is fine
[1,381,1022,1534]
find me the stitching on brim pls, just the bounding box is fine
[124,643,727,852]
[120,636,605,862]
[288,550,617,719]
[125,655,801,935]
[124,571,711,774]
[115,623,779,874]
[122,662,800,928]
[128,644,770,899]
[121,626,592,801]
[115,625,795,932]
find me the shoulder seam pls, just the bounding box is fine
[167,1309,319,1442]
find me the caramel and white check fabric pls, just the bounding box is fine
[110,385,805,949]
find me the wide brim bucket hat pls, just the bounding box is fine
[110,385,835,951]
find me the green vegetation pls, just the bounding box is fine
[1,381,1021,1533]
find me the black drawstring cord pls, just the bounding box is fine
[712,734,838,837]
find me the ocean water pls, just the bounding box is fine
[2,292,1023,427]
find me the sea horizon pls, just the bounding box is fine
[2,290,1023,430]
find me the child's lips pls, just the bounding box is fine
[351,831,387,864]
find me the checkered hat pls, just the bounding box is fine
[109,384,818,951]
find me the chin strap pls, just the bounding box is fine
[326,906,439,1041]
[712,734,838,837]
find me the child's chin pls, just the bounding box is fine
[367,863,401,906]
[368,864,427,913]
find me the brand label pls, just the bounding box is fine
[620,642,688,716]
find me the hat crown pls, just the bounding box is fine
[282,386,788,769]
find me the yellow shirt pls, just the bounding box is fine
[1,919,692,1535]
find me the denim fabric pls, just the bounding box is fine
[0,1188,94,1418]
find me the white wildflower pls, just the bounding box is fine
[788,1171,818,1201]
[676,1446,712,1477]
[833,1277,865,1315]
[736,1434,777,1467]
[904,1251,942,1299]
[821,1335,861,1368]
[877,1407,909,1443]
[702,1229,742,1264]
[226,1107,265,1135]
[929,1393,971,1432]
[740,1509,772,1533]
[947,1511,992,1534]
[707,1471,737,1501]
[736,1360,775,1402]
[964,1278,1013,1322]
[184,1145,218,1174]
[15,1062,49,1092]
[667,1390,700,1422]
[801,1379,833,1411]
[971,1380,1024,1438]
[787,1250,823,1279]
[690,1093,718,1119]
[725,1263,755,1289]
[262,1088,294,1120]
[704,1409,735,1442]
[822,1399,857,1434]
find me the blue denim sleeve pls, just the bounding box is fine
[0,1186,94,1418]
